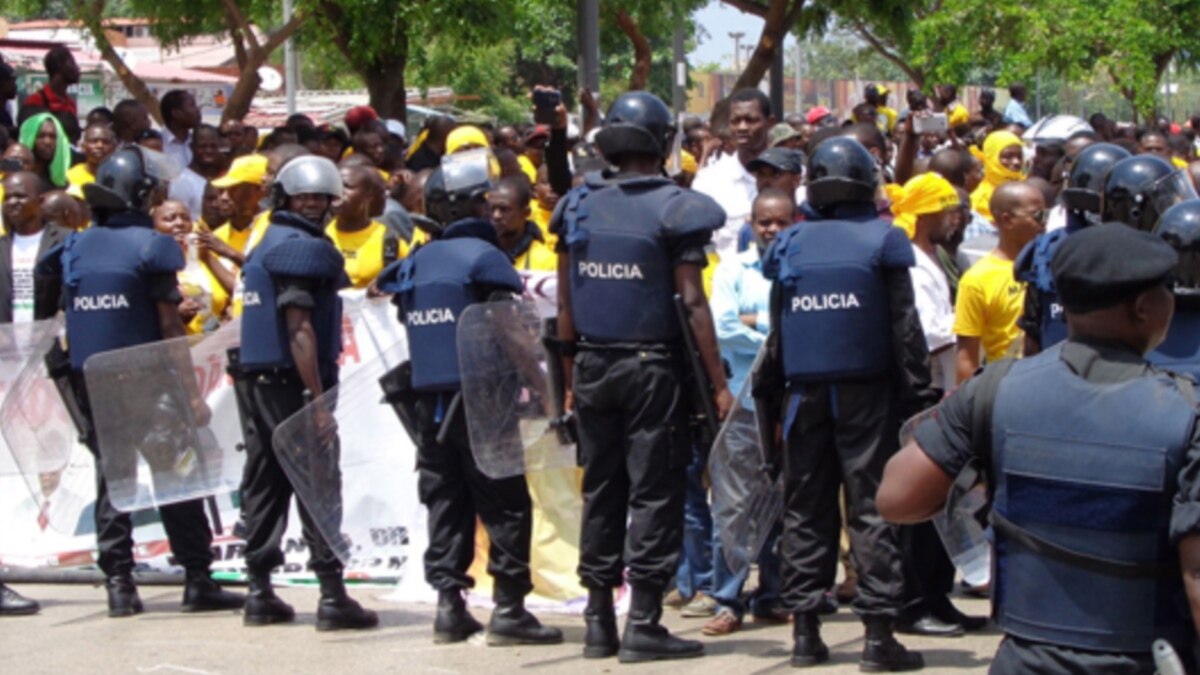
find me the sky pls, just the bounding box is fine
[688,1,798,70]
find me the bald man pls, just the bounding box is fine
[326,164,397,289]
[954,182,1046,381]
[41,190,88,231]
[0,172,68,323]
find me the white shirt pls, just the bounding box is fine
[1045,203,1067,232]
[910,245,956,392]
[691,152,757,259]
[163,128,193,169]
[168,168,206,223]
[10,229,44,324]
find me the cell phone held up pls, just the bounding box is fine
[533,89,561,125]
[913,112,948,135]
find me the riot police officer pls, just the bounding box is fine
[879,223,1200,673]
[1016,143,1131,355]
[376,152,562,647]
[37,147,244,617]
[233,155,377,631]
[553,91,731,663]
[1151,198,1200,380]
[760,136,933,669]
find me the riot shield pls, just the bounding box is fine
[0,318,85,507]
[273,341,412,565]
[457,299,574,479]
[899,408,992,586]
[82,320,244,512]
[709,378,784,576]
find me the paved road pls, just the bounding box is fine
[2,583,1000,674]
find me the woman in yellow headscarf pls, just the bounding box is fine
[969,130,1024,222]
[445,125,490,154]
[885,172,960,240]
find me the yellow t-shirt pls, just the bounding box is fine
[325,219,404,289]
[244,210,273,256]
[517,155,537,184]
[213,222,253,255]
[953,253,1024,362]
[66,163,95,189]
[512,235,557,272]
[530,201,558,249]
[180,261,230,335]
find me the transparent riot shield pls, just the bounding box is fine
[0,318,86,511]
[82,320,245,512]
[899,408,992,586]
[710,379,784,576]
[458,299,574,479]
[272,340,412,565]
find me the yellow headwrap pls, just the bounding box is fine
[884,173,960,239]
[681,149,698,174]
[446,125,490,155]
[969,130,1024,222]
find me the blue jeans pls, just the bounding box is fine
[711,523,783,619]
[674,448,713,598]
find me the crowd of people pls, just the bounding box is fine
[0,41,1199,674]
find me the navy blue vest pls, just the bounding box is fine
[766,208,914,382]
[991,344,1195,652]
[1149,309,1200,381]
[42,212,183,370]
[561,174,722,344]
[379,218,523,392]
[238,212,347,385]
[1016,228,1069,350]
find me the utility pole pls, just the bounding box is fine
[770,41,783,117]
[794,41,803,114]
[673,22,686,117]
[729,31,745,72]
[283,0,297,115]
[577,0,600,97]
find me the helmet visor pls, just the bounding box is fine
[1147,170,1199,220]
[441,148,497,193]
[137,146,182,182]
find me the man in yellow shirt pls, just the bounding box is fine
[487,176,555,272]
[66,123,116,191]
[326,165,402,288]
[953,181,1046,382]
[204,153,268,269]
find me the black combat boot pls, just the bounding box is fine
[242,571,295,626]
[181,569,245,613]
[315,573,379,631]
[861,617,925,672]
[583,588,620,659]
[0,583,38,616]
[486,583,562,646]
[617,586,705,664]
[433,588,483,643]
[106,575,144,618]
[790,611,830,667]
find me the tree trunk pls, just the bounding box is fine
[613,10,651,91]
[74,0,163,122]
[222,69,263,123]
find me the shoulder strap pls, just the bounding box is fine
[958,357,1017,494]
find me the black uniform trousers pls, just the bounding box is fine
[899,521,956,619]
[73,371,214,579]
[234,374,341,577]
[573,347,691,594]
[779,379,905,617]
[414,391,533,598]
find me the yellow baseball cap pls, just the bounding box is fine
[212,154,268,188]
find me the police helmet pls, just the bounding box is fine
[424,148,496,230]
[84,146,181,212]
[270,155,343,212]
[1062,143,1131,216]
[1102,155,1197,232]
[1023,114,1093,147]
[1156,199,1200,305]
[805,136,877,210]
[595,91,675,160]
